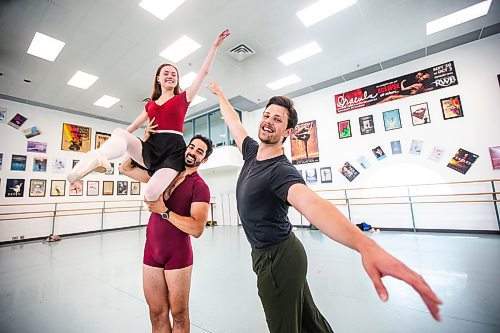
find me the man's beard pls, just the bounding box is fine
[185,154,200,167]
[258,131,280,144]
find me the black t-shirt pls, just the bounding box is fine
[236,137,306,249]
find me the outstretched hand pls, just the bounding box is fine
[360,242,442,321]
[214,29,230,47]
[207,80,223,96]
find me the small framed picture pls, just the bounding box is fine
[372,146,386,160]
[441,95,463,120]
[409,140,424,155]
[50,180,66,196]
[11,155,27,171]
[320,167,332,183]
[117,181,128,195]
[69,180,83,196]
[410,102,431,126]
[383,109,402,131]
[305,168,318,184]
[105,163,115,175]
[337,120,352,139]
[6,179,25,197]
[95,132,111,149]
[359,115,375,135]
[130,182,141,195]
[87,181,99,196]
[29,179,47,197]
[33,157,48,172]
[103,181,114,195]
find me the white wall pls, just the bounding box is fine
[0,100,150,242]
[1,35,499,241]
[242,34,500,231]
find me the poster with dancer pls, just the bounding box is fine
[29,179,46,197]
[6,179,25,197]
[11,155,27,171]
[335,61,458,113]
[383,109,402,131]
[291,120,320,165]
[441,95,463,120]
[447,148,479,175]
[339,162,360,182]
[320,167,332,183]
[61,123,92,153]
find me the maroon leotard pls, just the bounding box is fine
[145,91,189,132]
[143,172,210,270]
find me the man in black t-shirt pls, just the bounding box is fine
[208,81,442,333]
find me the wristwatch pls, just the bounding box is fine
[161,208,171,220]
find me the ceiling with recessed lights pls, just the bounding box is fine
[0,0,499,125]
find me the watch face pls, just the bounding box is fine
[161,212,168,219]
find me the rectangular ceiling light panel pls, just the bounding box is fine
[67,71,99,89]
[278,41,322,66]
[139,0,187,20]
[94,95,120,108]
[159,36,201,62]
[426,0,492,35]
[297,0,357,27]
[27,32,65,61]
[266,74,301,90]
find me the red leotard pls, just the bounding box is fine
[145,91,189,132]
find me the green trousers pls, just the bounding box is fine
[251,233,334,333]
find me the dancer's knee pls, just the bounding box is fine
[144,183,162,202]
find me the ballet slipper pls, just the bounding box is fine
[67,150,111,183]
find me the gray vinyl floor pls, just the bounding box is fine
[0,226,499,333]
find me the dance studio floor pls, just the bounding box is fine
[0,226,499,333]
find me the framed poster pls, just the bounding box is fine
[87,181,99,196]
[359,115,375,135]
[103,181,114,195]
[117,181,128,195]
[320,167,332,183]
[339,162,360,182]
[357,155,371,169]
[5,179,25,197]
[11,155,27,171]
[27,141,47,153]
[290,120,320,165]
[447,148,478,174]
[69,180,83,196]
[52,158,65,173]
[105,163,115,175]
[489,146,500,169]
[8,113,27,129]
[95,132,111,149]
[441,95,463,120]
[50,180,66,196]
[372,146,386,160]
[130,182,141,195]
[410,102,431,126]
[61,123,92,152]
[409,140,424,155]
[337,120,352,139]
[33,157,48,172]
[383,109,402,131]
[429,146,446,162]
[305,168,318,184]
[391,140,402,155]
[29,179,46,197]
[23,126,41,138]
